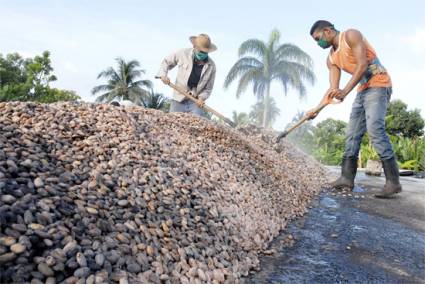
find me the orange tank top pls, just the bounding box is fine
[328,31,392,92]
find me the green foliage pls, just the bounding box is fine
[312,118,347,165]
[386,99,424,138]
[0,53,28,86]
[232,111,249,127]
[398,160,417,170]
[26,51,57,93]
[287,116,347,164]
[92,58,152,105]
[249,97,281,128]
[37,88,80,103]
[0,51,79,103]
[0,83,30,101]
[418,138,425,171]
[391,136,425,171]
[142,91,170,112]
[224,29,315,127]
[359,140,380,167]
[357,134,425,171]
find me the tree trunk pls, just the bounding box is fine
[262,84,270,128]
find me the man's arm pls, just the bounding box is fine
[328,56,341,91]
[156,50,181,83]
[337,29,368,100]
[321,57,341,104]
[309,57,341,119]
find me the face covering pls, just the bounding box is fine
[195,51,208,61]
[317,31,331,49]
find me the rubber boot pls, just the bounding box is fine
[375,157,402,198]
[330,157,358,190]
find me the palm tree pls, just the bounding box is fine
[249,97,281,128]
[232,111,249,127]
[142,91,170,112]
[92,58,152,104]
[224,29,315,128]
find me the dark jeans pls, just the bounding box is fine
[343,87,394,160]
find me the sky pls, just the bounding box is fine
[1,0,424,131]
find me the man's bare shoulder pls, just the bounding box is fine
[344,29,364,46]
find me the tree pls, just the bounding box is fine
[142,91,170,112]
[92,58,152,105]
[313,118,347,165]
[26,51,57,98]
[224,29,315,128]
[386,99,424,138]
[0,53,28,86]
[37,89,80,103]
[0,53,29,101]
[0,51,79,102]
[232,111,249,127]
[249,97,281,128]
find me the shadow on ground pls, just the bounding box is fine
[247,170,425,284]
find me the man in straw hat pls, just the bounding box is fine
[157,33,217,117]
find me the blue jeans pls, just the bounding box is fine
[170,99,206,117]
[343,87,394,160]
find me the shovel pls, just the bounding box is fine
[155,77,235,127]
[276,101,329,143]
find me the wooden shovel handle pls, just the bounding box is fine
[276,101,329,142]
[155,77,235,127]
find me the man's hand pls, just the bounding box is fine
[327,88,348,102]
[196,99,205,108]
[306,109,319,120]
[160,76,170,85]
[306,90,332,120]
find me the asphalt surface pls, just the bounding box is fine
[247,169,425,284]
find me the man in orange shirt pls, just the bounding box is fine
[308,20,401,198]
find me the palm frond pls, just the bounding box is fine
[253,80,267,100]
[127,89,144,105]
[97,67,119,81]
[223,57,263,89]
[272,61,316,87]
[95,90,118,103]
[133,79,153,90]
[91,84,112,95]
[235,69,263,98]
[238,39,267,58]
[274,74,289,95]
[275,43,314,68]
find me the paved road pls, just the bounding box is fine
[247,169,425,284]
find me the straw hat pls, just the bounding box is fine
[189,34,217,53]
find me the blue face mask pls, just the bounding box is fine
[195,51,208,61]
